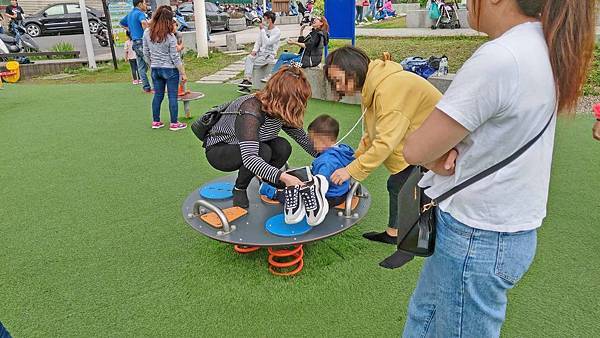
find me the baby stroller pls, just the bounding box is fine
[430,0,461,29]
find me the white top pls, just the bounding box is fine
[252,26,281,59]
[419,22,557,233]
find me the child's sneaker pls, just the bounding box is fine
[259,182,277,200]
[169,122,187,131]
[151,121,164,129]
[299,175,329,226]
[284,185,305,224]
[132,80,137,85]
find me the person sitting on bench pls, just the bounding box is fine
[263,15,329,82]
[238,11,280,94]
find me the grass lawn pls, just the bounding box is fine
[365,16,407,29]
[23,49,246,85]
[1,82,599,337]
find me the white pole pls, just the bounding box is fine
[78,0,97,68]
[193,0,209,58]
[263,0,267,10]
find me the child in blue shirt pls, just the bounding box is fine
[260,114,355,206]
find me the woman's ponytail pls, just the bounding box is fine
[538,0,596,114]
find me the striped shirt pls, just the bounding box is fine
[142,30,182,69]
[205,95,317,184]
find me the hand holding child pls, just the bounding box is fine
[331,167,351,185]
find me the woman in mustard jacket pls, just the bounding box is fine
[325,46,442,267]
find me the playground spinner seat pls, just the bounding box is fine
[182,174,371,276]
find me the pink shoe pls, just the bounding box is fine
[169,122,187,131]
[151,121,164,129]
[132,80,137,85]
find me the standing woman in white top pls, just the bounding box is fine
[401,0,595,336]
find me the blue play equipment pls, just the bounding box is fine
[265,213,312,237]
[324,0,356,55]
[199,182,234,200]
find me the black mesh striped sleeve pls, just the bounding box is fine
[235,100,282,184]
[282,126,318,157]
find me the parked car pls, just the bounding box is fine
[177,1,230,34]
[23,3,106,37]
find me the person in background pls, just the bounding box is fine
[5,0,24,37]
[237,11,280,94]
[143,6,187,131]
[120,0,152,93]
[367,0,378,20]
[355,0,364,24]
[124,31,140,85]
[263,15,329,81]
[382,0,396,17]
[0,12,6,34]
[306,0,313,12]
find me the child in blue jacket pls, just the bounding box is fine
[260,114,355,206]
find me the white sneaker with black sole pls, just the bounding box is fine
[238,79,252,88]
[299,174,329,226]
[284,185,305,224]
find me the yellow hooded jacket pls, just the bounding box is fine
[346,59,443,181]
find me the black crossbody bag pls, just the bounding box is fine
[396,113,555,257]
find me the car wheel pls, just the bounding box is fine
[224,18,230,31]
[25,23,42,37]
[207,21,212,35]
[89,20,100,34]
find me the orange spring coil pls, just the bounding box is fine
[234,245,261,254]
[268,245,304,276]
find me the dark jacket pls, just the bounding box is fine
[312,144,355,198]
[298,29,329,68]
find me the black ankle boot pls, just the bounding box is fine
[233,188,249,208]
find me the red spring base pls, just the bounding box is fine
[234,245,261,254]
[268,245,304,276]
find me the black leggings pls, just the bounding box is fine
[387,165,416,229]
[129,59,139,80]
[205,137,292,190]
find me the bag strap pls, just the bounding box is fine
[434,112,555,205]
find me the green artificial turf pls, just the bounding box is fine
[1,83,599,337]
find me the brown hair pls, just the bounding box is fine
[317,16,330,33]
[474,0,596,114]
[308,114,339,139]
[324,46,371,90]
[149,6,173,43]
[255,66,312,128]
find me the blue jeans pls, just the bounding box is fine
[403,209,537,338]
[368,0,377,18]
[272,52,302,73]
[132,39,151,91]
[151,67,180,124]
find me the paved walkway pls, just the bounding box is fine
[196,56,246,84]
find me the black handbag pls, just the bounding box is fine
[190,101,236,146]
[396,113,555,258]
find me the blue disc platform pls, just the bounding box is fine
[265,213,312,237]
[199,182,234,200]
[182,174,371,247]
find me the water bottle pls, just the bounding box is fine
[439,57,449,76]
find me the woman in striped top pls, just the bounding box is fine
[143,6,187,131]
[204,66,317,208]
